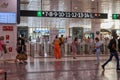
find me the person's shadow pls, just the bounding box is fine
[101,70,105,76]
[101,70,119,80]
[100,70,109,80]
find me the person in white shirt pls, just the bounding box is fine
[94,37,101,64]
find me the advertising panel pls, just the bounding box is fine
[0,0,17,59]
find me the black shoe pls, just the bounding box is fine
[102,65,105,70]
[117,68,120,70]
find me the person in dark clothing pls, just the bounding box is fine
[16,37,22,54]
[118,37,120,52]
[15,34,27,64]
[102,34,120,71]
[21,34,26,52]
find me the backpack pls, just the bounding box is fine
[59,37,64,45]
[107,39,116,49]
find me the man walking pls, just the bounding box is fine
[102,34,120,71]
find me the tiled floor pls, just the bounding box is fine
[0,56,120,80]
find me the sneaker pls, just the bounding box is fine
[102,65,105,70]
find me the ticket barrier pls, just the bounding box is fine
[38,43,44,56]
[48,43,54,56]
[29,42,110,58]
[30,43,35,57]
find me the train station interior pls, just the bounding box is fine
[0,0,120,80]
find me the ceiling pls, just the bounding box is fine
[19,0,120,29]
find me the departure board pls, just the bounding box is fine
[0,12,16,24]
[20,10,108,19]
[42,11,108,19]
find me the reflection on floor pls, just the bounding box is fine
[0,57,120,80]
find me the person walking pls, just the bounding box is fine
[53,35,61,59]
[102,34,120,71]
[71,37,78,59]
[94,37,101,64]
[59,35,65,56]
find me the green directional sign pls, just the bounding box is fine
[37,11,42,17]
[112,14,117,19]
[112,14,120,19]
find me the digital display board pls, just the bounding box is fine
[0,12,16,24]
[42,11,108,19]
[20,10,108,19]
[112,14,120,19]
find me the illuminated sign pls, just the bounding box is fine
[0,12,16,24]
[21,10,108,19]
[112,14,120,19]
[42,11,107,19]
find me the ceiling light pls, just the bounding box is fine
[91,0,94,1]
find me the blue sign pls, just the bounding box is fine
[0,12,16,24]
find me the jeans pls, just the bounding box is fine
[103,51,119,69]
[96,49,100,63]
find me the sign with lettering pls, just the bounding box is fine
[21,10,108,19]
[2,26,13,31]
[42,11,108,19]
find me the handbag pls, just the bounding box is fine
[16,53,27,60]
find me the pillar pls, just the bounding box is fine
[91,20,101,39]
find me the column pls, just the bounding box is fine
[91,20,101,39]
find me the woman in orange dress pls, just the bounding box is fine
[53,35,61,59]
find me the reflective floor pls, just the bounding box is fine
[0,56,120,80]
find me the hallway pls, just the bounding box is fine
[0,56,119,80]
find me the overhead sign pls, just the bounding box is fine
[42,11,108,19]
[21,10,108,19]
[112,14,120,19]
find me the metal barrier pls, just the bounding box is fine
[48,43,54,56]
[38,43,44,56]
[29,42,110,57]
[30,43,35,57]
